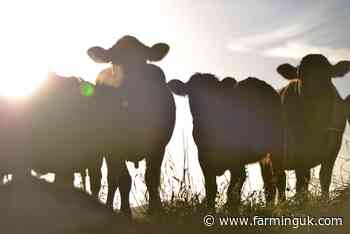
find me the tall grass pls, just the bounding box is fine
[74,132,350,222]
[2,134,350,233]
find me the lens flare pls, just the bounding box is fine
[80,83,95,97]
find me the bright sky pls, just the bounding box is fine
[0,0,349,96]
[1,0,350,207]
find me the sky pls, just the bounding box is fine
[0,0,350,96]
[1,0,350,206]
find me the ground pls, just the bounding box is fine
[1,176,350,234]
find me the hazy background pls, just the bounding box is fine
[0,0,349,207]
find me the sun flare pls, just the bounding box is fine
[0,63,48,98]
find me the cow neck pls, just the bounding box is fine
[299,84,341,133]
[117,64,149,89]
[325,86,346,133]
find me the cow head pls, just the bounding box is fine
[87,35,169,87]
[168,73,237,118]
[168,73,220,115]
[168,73,222,98]
[221,77,238,91]
[87,35,169,65]
[277,54,350,96]
[168,74,237,96]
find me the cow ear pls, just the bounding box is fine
[346,95,350,104]
[148,43,170,62]
[332,61,350,78]
[167,79,188,96]
[221,77,237,87]
[277,63,298,80]
[87,46,111,63]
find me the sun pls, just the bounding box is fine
[0,62,48,98]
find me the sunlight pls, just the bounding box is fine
[0,0,183,98]
[0,63,48,98]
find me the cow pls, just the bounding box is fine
[87,35,176,216]
[168,74,284,209]
[0,73,103,193]
[272,54,350,199]
[28,73,98,181]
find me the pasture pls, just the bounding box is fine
[1,135,350,234]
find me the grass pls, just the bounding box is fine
[119,135,350,234]
[132,183,350,234]
[2,136,350,234]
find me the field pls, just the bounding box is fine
[1,135,350,234]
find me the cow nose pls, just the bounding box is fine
[111,65,125,88]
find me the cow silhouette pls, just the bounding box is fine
[87,35,175,216]
[0,68,174,217]
[0,73,103,189]
[168,74,283,209]
[274,54,350,198]
[29,74,102,185]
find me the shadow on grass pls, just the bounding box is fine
[1,178,350,234]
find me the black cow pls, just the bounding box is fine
[273,54,350,198]
[87,35,176,216]
[25,73,108,195]
[0,73,101,189]
[168,74,284,209]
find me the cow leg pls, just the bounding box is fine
[106,159,119,210]
[89,160,102,201]
[145,149,164,214]
[271,136,287,203]
[199,155,217,211]
[117,162,132,217]
[320,132,343,199]
[271,152,287,202]
[260,160,276,203]
[295,168,310,197]
[276,169,286,202]
[320,158,336,199]
[203,170,217,211]
[259,151,287,204]
[226,166,246,209]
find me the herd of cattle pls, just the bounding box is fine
[1,35,350,217]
